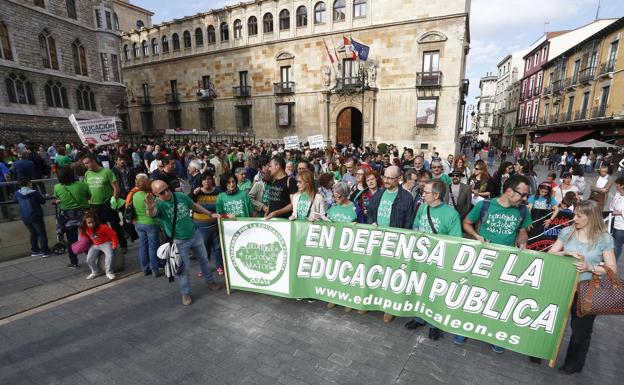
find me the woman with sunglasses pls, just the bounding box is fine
[528,183,557,211]
[349,167,372,223]
[216,171,252,218]
[549,200,617,374]
[468,160,493,204]
[492,161,514,198]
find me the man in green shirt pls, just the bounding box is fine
[459,174,531,354]
[82,154,127,252]
[431,160,452,186]
[54,147,72,168]
[405,180,461,339]
[147,180,221,306]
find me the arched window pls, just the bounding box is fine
[263,13,273,33]
[38,29,58,69]
[44,80,69,108]
[132,42,139,58]
[195,28,203,46]
[233,19,242,39]
[314,2,326,24]
[0,22,13,60]
[247,17,258,36]
[162,36,169,52]
[296,6,307,27]
[353,0,366,18]
[141,40,149,56]
[76,84,96,111]
[72,40,88,75]
[220,22,229,41]
[123,44,130,60]
[279,10,290,30]
[113,12,120,30]
[183,30,191,48]
[5,73,35,105]
[151,38,159,55]
[171,33,180,50]
[207,25,216,44]
[136,20,144,29]
[333,0,345,21]
[66,0,77,19]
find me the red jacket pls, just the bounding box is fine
[85,224,119,249]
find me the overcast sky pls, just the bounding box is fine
[133,0,622,107]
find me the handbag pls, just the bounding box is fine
[71,235,91,255]
[576,265,624,317]
[156,193,183,282]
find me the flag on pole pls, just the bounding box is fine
[343,36,357,60]
[350,37,370,61]
[323,39,335,64]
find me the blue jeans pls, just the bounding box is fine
[66,226,79,265]
[175,229,214,295]
[195,222,222,268]
[23,218,50,254]
[613,229,624,261]
[135,223,161,273]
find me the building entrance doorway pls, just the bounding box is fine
[336,107,362,147]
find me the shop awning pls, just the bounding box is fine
[534,130,593,144]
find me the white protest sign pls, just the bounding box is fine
[308,135,325,149]
[283,135,299,150]
[68,114,119,146]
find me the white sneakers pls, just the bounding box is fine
[106,272,116,280]
[86,272,116,280]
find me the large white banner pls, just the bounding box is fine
[68,114,119,146]
[307,135,325,149]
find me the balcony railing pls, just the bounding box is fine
[527,89,533,98]
[461,78,469,96]
[233,85,252,98]
[564,77,575,90]
[552,80,564,94]
[552,113,559,123]
[542,85,553,96]
[166,92,181,104]
[579,67,595,83]
[336,77,363,92]
[599,59,616,76]
[564,110,573,122]
[540,115,548,125]
[117,97,129,108]
[415,71,442,87]
[137,96,151,106]
[273,81,296,95]
[592,104,609,118]
[196,88,217,101]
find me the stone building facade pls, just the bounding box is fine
[120,0,470,155]
[0,0,126,143]
[112,0,153,32]
[475,74,496,143]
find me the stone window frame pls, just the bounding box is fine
[5,73,36,105]
[314,2,326,25]
[235,104,253,130]
[171,33,180,51]
[220,22,229,42]
[199,106,215,130]
[44,79,69,108]
[141,40,149,56]
[247,17,258,36]
[100,52,111,81]
[72,40,88,76]
[233,19,243,39]
[76,84,96,111]
[333,0,346,22]
[195,28,204,46]
[353,0,366,18]
[39,29,59,70]
[207,25,216,44]
[123,44,130,60]
[151,38,159,55]
[162,35,170,52]
[66,0,77,20]
[132,42,140,58]
[275,102,295,128]
[111,54,120,82]
[183,30,192,49]
[279,9,290,31]
[296,6,307,28]
[263,13,274,34]
[0,21,14,61]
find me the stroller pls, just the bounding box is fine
[52,202,67,255]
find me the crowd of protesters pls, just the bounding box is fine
[0,137,620,375]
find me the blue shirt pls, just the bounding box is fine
[11,159,35,179]
[557,226,614,281]
[0,162,10,182]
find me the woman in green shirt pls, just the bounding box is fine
[132,174,162,276]
[53,167,90,268]
[216,172,253,218]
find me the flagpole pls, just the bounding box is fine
[331,36,340,75]
[323,39,337,75]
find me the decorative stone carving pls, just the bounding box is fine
[322,65,331,87]
[417,31,448,44]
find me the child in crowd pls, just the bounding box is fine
[14,176,51,257]
[80,211,119,280]
[545,191,578,228]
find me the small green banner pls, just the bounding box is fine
[221,219,577,359]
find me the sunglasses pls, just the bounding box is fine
[156,188,170,196]
[513,188,529,199]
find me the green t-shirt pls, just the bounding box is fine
[296,193,310,220]
[376,189,397,227]
[132,191,159,225]
[327,202,357,223]
[55,154,72,167]
[466,199,531,247]
[412,202,462,237]
[238,179,252,192]
[156,192,196,240]
[53,182,90,210]
[216,190,252,217]
[84,167,116,205]
[434,174,452,186]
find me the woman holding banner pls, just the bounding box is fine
[549,200,617,374]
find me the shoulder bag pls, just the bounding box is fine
[576,265,624,317]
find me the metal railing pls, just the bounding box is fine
[137,96,151,106]
[599,59,616,75]
[196,88,217,101]
[592,104,609,118]
[416,71,442,87]
[336,77,363,91]
[233,85,252,97]
[166,92,181,103]
[579,67,595,83]
[273,81,296,95]
[0,178,59,223]
[552,80,564,93]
